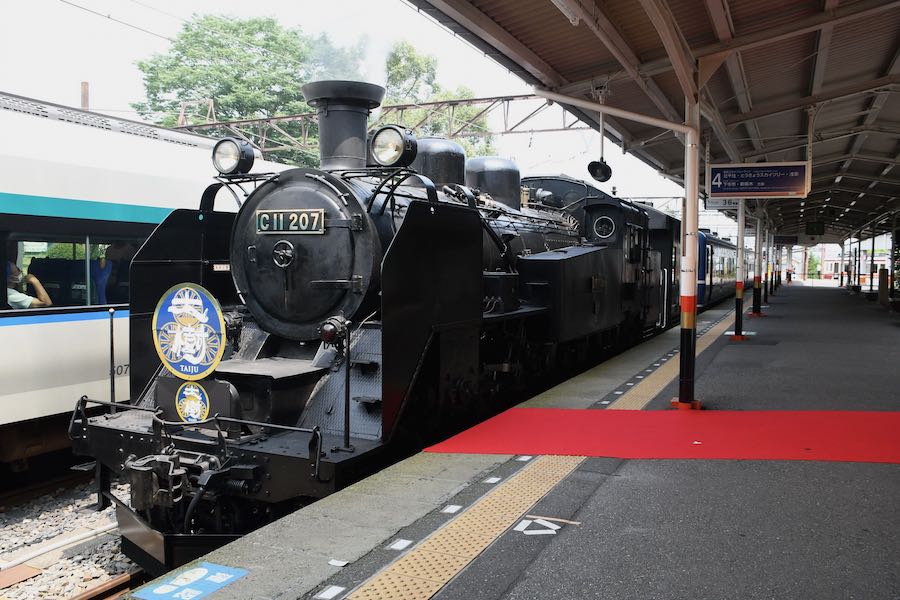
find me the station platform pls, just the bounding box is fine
[130,281,900,600]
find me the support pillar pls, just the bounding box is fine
[788,245,795,284]
[732,198,747,341]
[775,245,781,290]
[892,214,897,299]
[870,228,876,294]
[528,88,705,409]
[840,241,845,287]
[763,227,769,303]
[770,241,777,295]
[751,218,763,315]
[857,234,862,286]
[674,99,701,410]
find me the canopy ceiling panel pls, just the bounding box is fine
[411,0,900,238]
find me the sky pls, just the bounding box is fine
[1,0,741,234]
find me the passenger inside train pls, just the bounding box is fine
[5,242,53,309]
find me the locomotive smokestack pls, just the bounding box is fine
[302,80,385,170]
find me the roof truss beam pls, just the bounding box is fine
[724,75,899,126]
[549,0,681,124]
[834,39,900,179]
[703,0,764,153]
[814,153,900,168]
[635,0,744,162]
[637,0,698,100]
[813,173,900,187]
[560,0,900,91]
[422,0,566,87]
[810,0,840,96]
[743,125,900,161]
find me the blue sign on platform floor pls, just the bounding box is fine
[133,562,248,600]
[709,162,808,199]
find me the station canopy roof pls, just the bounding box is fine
[410,0,900,242]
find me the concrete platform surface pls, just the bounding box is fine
[128,283,900,600]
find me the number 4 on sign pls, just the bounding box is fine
[514,518,561,536]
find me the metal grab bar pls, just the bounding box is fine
[151,413,319,435]
[68,395,156,441]
[658,268,668,329]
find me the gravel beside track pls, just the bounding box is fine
[0,481,136,599]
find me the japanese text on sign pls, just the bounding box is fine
[708,162,809,199]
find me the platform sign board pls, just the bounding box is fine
[133,562,248,600]
[708,162,809,199]
[705,198,743,210]
[774,235,799,245]
[805,221,825,236]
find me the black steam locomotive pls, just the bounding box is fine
[70,80,735,574]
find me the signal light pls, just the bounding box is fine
[588,159,612,182]
[319,316,348,345]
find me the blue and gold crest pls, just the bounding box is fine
[175,382,210,422]
[152,283,226,381]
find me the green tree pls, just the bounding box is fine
[807,254,820,278]
[132,15,364,166]
[383,42,494,157]
[385,41,438,104]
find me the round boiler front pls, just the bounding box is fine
[230,169,381,340]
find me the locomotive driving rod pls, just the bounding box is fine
[535,89,702,408]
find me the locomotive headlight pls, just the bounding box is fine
[370,125,417,167]
[212,137,255,175]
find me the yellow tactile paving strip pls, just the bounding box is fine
[343,310,743,599]
[346,455,585,600]
[607,311,736,410]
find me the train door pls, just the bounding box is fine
[644,250,661,329]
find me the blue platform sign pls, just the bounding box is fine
[774,235,799,245]
[133,562,248,600]
[709,161,809,199]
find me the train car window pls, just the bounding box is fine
[91,239,140,304]
[5,239,86,309]
[628,226,641,262]
[4,236,140,311]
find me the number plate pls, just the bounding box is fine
[256,209,325,234]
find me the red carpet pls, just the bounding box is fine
[426,408,900,463]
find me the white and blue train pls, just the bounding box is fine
[0,93,284,466]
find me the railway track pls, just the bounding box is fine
[0,481,137,599]
[0,471,92,512]
[72,569,148,600]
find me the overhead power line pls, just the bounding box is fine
[124,0,307,67]
[58,0,308,69]
[57,0,174,42]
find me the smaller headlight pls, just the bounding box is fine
[213,137,255,175]
[369,125,417,167]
